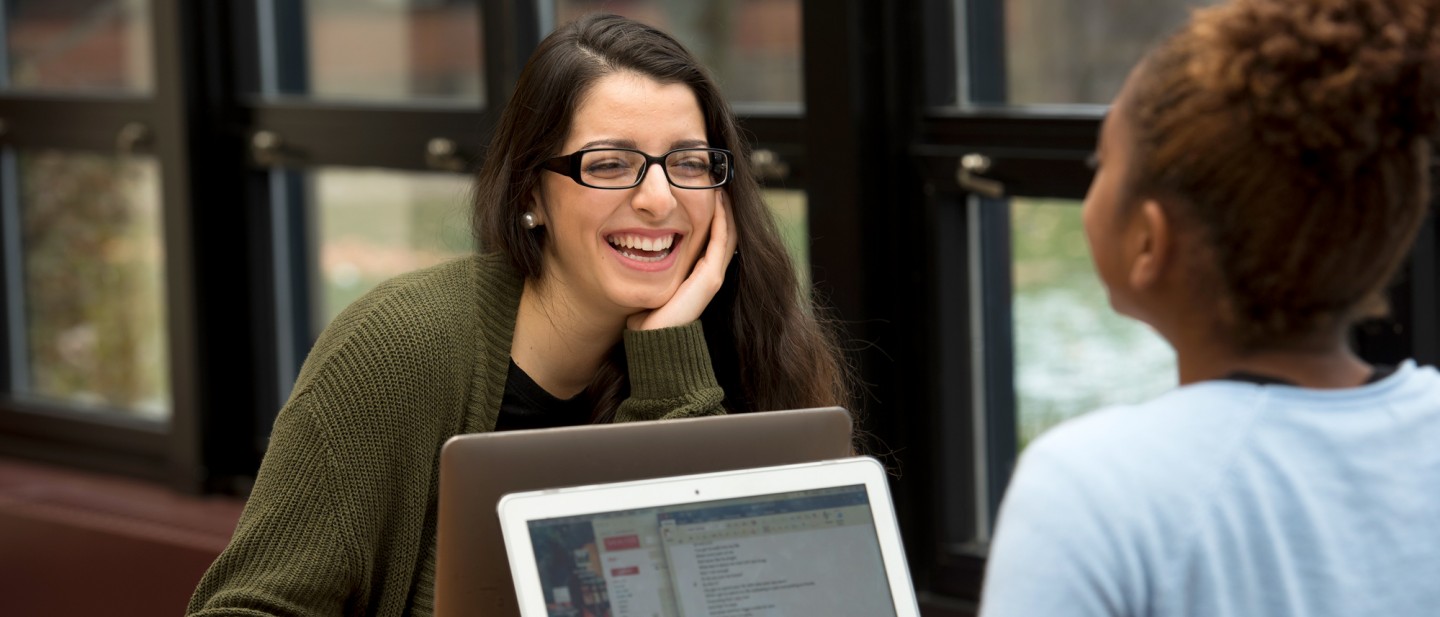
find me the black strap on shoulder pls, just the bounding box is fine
[1366,364,1396,384]
[1220,364,1395,387]
[1221,371,1296,386]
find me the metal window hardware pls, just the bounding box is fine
[425,137,467,172]
[251,130,285,167]
[750,148,790,183]
[957,153,1004,198]
[116,122,151,156]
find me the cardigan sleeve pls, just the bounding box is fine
[186,259,487,617]
[615,320,726,422]
[185,327,457,616]
[186,391,368,616]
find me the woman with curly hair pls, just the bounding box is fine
[982,0,1440,615]
[189,14,853,616]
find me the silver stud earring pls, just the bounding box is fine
[521,211,539,230]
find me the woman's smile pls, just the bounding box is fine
[606,230,682,268]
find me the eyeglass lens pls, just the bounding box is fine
[579,149,728,188]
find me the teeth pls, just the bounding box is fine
[615,249,667,263]
[607,233,677,263]
[606,234,675,251]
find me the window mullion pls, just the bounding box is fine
[963,0,1007,104]
[0,150,24,395]
[481,0,541,118]
[153,0,205,491]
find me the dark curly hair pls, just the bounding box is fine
[1123,0,1440,349]
[471,14,856,423]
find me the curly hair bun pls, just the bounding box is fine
[1187,0,1440,167]
[1126,0,1440,349]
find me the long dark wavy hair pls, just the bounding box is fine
[472,14,855,423]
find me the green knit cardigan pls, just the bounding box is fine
[188,254,726,616]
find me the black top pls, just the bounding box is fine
[495,359,593,431]
[1221,364,1396,387]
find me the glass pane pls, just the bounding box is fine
[1011,198,1175,447]
[310,167,474,332]
[555,0,802,106]
[762,188,809,291]
[990,0,1219,105]
[280,0,483,103]
[16,150,169,418]
[6,0,154,92]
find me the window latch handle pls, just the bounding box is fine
[116,122,151,156]
[251,130,288,167]
[425,137,467,172]
[750,148,791,183]
[957,153,1004,198]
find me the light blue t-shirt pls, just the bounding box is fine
[981,360,1440,617]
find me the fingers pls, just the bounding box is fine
[703,191,737,276]
[627,310,651,332]
[628,192,735,331]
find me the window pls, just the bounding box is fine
[1009,198,1174,446]
[1002,0,1215,105]
[268,0,484,103]
[554,0,803,107]
[0,0,203,484]
[940,0,1222,106]
[13,150,170,418]
[1,4,1436,614]
[307,167,473,331]
[926,1,1211,547]
[236,0,489,417]
[7,0,154,93]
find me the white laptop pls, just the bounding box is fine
[497,457,920,617]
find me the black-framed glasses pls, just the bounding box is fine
[542,147,734,190]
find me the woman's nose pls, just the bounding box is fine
[630,162,678,218]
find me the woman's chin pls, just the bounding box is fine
[611,288,678,314]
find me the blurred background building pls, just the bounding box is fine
[1,1,1435,615]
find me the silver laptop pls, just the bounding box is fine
[497,457,919,617]
[435,407,855,616]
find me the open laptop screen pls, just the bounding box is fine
[524,485,896,617]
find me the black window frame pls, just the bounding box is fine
[1,5,1435,616]
[210,0,528,487]
[0,0,206,487]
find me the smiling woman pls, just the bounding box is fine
[525,72,722,326]
[186,13,855,617]
[474,14,854,425]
